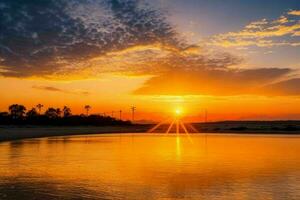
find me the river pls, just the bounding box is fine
[0,133,299,199]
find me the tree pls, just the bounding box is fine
[0,112,9,117]
[0,112,9,124]
[84,105,91,116]
[26,108,38,118]
[56,108,62,117]
[36,104,44,114]
[63,106,72,117]
[8,104,26,119]
[45,108,60,119]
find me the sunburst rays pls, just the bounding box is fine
[147,115,199,143]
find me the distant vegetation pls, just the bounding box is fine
[0,104,131,126]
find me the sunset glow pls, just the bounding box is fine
[0,0,300,122]
[175,108,182,116]
[1,1,300,199]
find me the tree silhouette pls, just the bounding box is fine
[8,104,26,119]
[0,112,9,117]
[26,108,38,118]
[84,105,91,116]
[36,104,44,114]
[56,108,62,117]
[63,106,72,117]
[45,108,60,119]
[1,104,131,126]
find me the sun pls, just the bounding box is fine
[175,108,182,116]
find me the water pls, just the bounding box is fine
[0,133,299,199]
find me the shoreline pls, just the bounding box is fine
[0,125,149,142]
[1,124,300,142]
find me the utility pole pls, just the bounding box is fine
[119,110,122,120]
[131,106,136,122]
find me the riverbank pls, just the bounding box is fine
[148,121,300,134]
[0,125,149,142]
[1,121,300,142]
[193,121,300,134]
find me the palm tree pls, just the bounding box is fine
[84,105,91,116]
[63,106,72,117]
[8,104,26,119]
[36,104,43,114]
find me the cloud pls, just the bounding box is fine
[32,85,89,95]
[1,1,299,98]
[0,0,179,78]
[275,16,289,24]
[79,43,242,77]
[209,11,300,48]
[134,68,293,96]
[0,0,247,80]
[32,86,64,92]
[261,78,300,95]
[288,10,300,16]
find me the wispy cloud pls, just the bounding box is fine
[0,0,244,79]
[261,78,300,95]
[1,1,300,98]
[0,0,179,78]
[78,43,242,77]
[288,10,300,16]
[209,10,300,48]
[32,85,89,95]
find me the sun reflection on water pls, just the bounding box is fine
[0,134,300,199]
[176,136,181,159]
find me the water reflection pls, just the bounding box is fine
[0,134,299,199]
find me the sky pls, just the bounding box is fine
[1,0,300,122]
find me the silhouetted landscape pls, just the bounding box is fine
[0,104,146,141]
[1,0,300,199]
[0,104,131,126]
[1,103,300,142]
[149,121,300,134]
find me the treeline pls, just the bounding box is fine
[0,104,131,126]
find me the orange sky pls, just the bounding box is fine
[1,76,300,122]
[1,1,300,122]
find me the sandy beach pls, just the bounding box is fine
[1,121,300,142]
[0,125,150,142]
